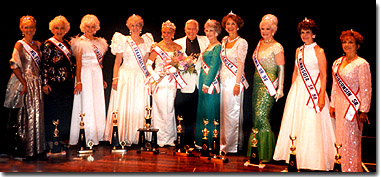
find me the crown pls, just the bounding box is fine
[228,10,236,16]
[162,20,176,30]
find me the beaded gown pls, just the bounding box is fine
[220,37,248,153]
[104,32,153,146]
[330,56,372,172]
[273,43,336,171]
[4,40,45,157]
[69,36,108,146]
[41,38,75,144]
[246,41,283,162]
[195,44,221,148]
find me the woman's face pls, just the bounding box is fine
[127,21,143,35]
[52,22,67,40]
[204,27,217,41]
[300,29,314,44]
[161,27,174,42]
[341,36,358,55]
[21,21,36,37]
[225,18,238,35]
[260,23,273,40]
[83,23,97,36]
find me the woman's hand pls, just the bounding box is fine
[233,83,240,96]
[103,80,108,89]
[318,96,325,112]
[202,85,209,94]
[112,79,118,90]
[20,82,28,95]
[74,83,82,95]
[42,85,52,95]
[329,107,335,118]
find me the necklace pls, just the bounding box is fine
[264,38,274,43]
[23,38,34,45]
[228,36,239,43]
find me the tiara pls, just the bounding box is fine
[303,17,310,23]
[162,20,176,30]
[228,10,236,16]
[21,15,36,24]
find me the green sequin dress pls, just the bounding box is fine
[195,44,221,148]
[247,41,283,162]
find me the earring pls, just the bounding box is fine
[312,35,316,39]
[237,28,239,30]
[215,33,218,37]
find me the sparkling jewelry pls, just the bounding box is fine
[264,38,274,43]
[228,36,239,43]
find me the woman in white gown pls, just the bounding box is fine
[69,14,108,146]
[273,18,336,171]
[104,15,153,146]
[146,20,182,147]
[219,12,249,153]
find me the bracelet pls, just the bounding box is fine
[75,82,82,86]
[235,83,240,86]
[112,77,119,80]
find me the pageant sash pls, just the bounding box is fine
[47,37,72,62]
[332,56,361,121]
[80,35,104,68]
[18,40,41,68]
[126,36,149,78]
[252,39,278,96]
[201,54,220,94]
[297,45,320,113]
[220,36,249,91]
[153,46,187,89]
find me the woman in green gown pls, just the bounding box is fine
[195,19,222,148]
[247,14,285,162]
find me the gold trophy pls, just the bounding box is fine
[77,113,94,154]
[175,115,184,153]
[47,119,66,156]
[200,119,210,158]
[211,120,220,158]
[250,128,260,164]
[333,143,342,172]
[137,106,159,154]
[288,135,298,172]
[145,106,152,129]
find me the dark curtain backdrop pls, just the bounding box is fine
[0,2,375,154]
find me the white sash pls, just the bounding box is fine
[297,45,320,113]
[220,36,249,91]
[47,37,72,63]
[153,46,187,89]
[126,36,149,78]
[333,56,361,121]
[80,35,103,68]
[18,40,41,68]
[201,53,220,94]
[252,39,278,96]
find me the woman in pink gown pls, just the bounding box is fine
[330,30,372,172]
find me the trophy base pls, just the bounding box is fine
[47,151,66,157]
[211,156,229,163]
[288,153,298,172]
[111,149,127,154]
[244,160,266,168]
[77,149,94,154]
[173,151,193,157]
[332,162,342,172]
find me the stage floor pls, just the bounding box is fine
[0,140,375,173]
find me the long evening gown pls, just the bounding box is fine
[330,56,372,172]
[273,43,336,171]
[69,36,108,146]
[220,37,248,153]
[104,32,153,146]
[4,40,45,157]
[246,41,283,162]
[195,44,221,148]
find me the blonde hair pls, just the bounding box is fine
[49,15,70,33]
[79,14,100,33]
[259,14,278,34]
[19,15,36,29]
[126,14,144,28]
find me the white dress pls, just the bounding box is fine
[220,37,248,153]
[151,49,177,147]
[69,36,108,146]
[273,43,336,171]
[104,32,153,145]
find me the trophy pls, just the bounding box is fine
[137,106,159,154]
[110,111,127,153]
[211,120,220,158]
[288,135,298,172]
[200,119,210,157]
[250,128,260,165]
[175,115,184,153]
[77,113,94,154]
[47,119,66,156]
[333,143,342,172]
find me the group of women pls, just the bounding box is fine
[3,11,372,172]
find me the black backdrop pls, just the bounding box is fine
[0,2,376,154]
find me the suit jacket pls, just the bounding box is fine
[174,35,209,93]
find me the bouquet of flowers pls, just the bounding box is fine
[170,50,198,74]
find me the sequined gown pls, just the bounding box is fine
[246,41,283,162]
[4,40,45,157]
[41,38,75,144]
[220,37,248,153]
[330,56,372,172]
[69,36,108,146]
[104,32,153,146]
[195,44,221,148]
[273,43,336,171]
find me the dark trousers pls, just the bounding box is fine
[174,88,198,148]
